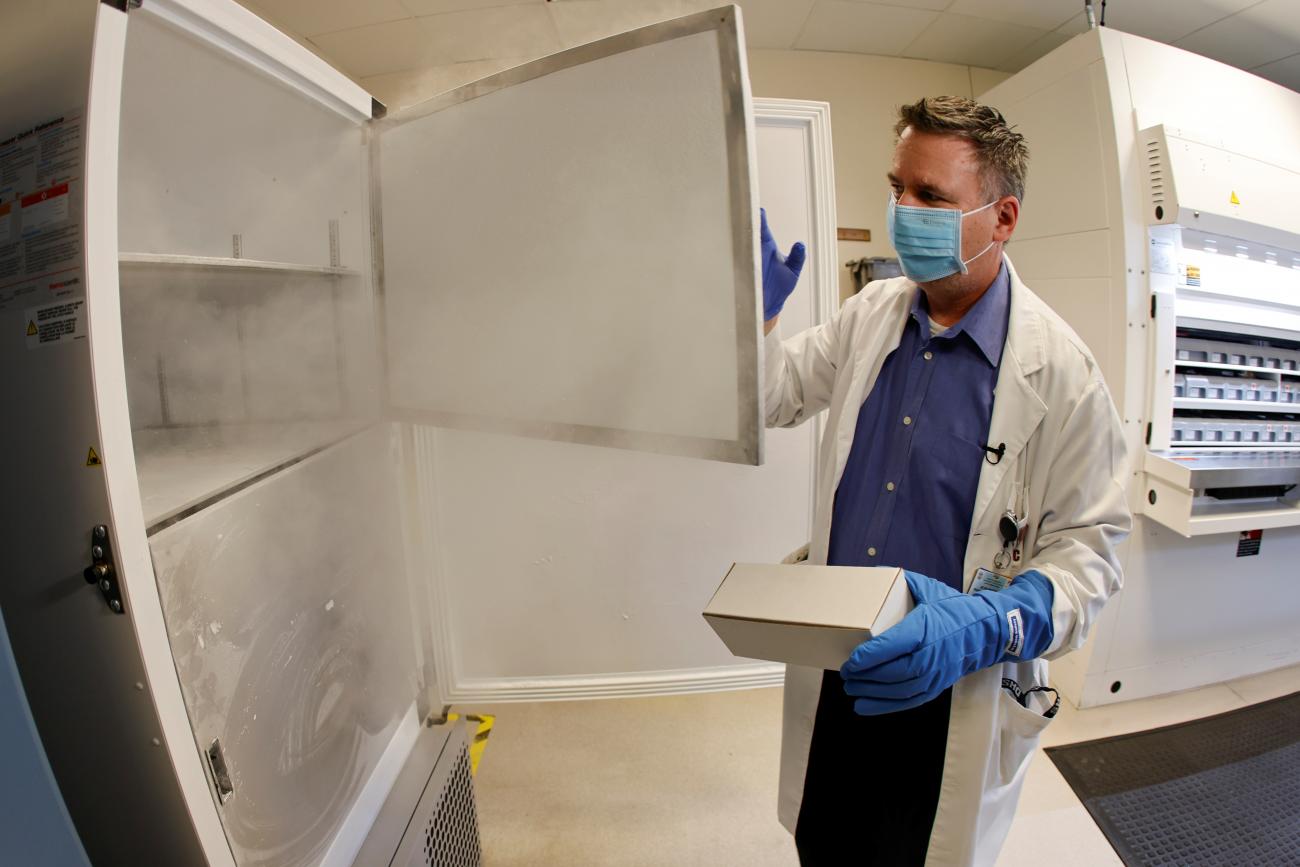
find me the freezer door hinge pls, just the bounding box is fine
[101,0,143,11]
[82,525,125,615]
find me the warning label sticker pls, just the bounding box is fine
[0,112,84,311]
[25,295,85,348]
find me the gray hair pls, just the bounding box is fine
[895,96,1029,202]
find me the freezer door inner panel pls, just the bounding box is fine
[377,8,761,464]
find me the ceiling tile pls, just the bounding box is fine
[547,0,720,48]
[997,27,1072,72]
[946,0,1079,31]
[1252,51,1300,92]
[733,0,816,49]
[1107,0,1258,44]
[793,2,940,54]
[400,0,539,16]
[901,12,1047,68]
[416,4,563,63]
[849,0,952,10]
[240,0,410,37]
[309,19,433,78]
[1175,0,1300,70]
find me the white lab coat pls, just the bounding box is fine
[766,257,1132,867]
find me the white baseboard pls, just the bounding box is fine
[443,662,786,704]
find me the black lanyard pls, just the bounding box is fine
[1002,677,1061,719]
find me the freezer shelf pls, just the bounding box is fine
[120,253,361,278]
[134,420,373,532]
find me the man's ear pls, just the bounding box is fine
[993,196,1020,242]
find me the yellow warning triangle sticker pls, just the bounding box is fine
[1230,190,1241,205]
[86,446,101,467]
[26,320,38,336]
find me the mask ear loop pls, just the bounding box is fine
[958,198,1000,274]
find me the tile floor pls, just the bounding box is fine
[464,662,1300,866]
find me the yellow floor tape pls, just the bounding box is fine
[444,712,494,775]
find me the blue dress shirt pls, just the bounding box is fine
[826,264,1011,589]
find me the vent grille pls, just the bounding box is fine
[1146,137,1166,208]
[399,732,482,867]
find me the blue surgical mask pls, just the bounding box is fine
[887,193,997,283]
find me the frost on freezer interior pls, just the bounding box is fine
[119,263,379,530]
[115,12,419,866]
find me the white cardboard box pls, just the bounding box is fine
[703,563,912,671]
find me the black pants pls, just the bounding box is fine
[794,670,953,866]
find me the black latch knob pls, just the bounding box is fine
[85,527,124,615]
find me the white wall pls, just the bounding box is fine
[746,50,1009,300]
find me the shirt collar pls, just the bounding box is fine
[910,262,1010,367]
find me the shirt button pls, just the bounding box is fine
[867,546,877,557]
[903,416,913,426]
[886,482,896,491]
[924,351,933,361]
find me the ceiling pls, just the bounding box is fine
[238,0,1300,101]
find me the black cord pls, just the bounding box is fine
[980,442,1006,465]
[1100,0,1107,26]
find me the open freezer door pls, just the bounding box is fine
[374,6,763,465]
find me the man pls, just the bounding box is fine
[761,96,1132,866]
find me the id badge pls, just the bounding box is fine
[970,567,1010,593]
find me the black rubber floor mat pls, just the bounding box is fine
[1046,690,1300,866]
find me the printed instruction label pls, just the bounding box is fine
[25,296,86,349]
[1149,234,1176,275]
[1236,529,1262,558]
[19,183,70,235]
[0,112,84,311]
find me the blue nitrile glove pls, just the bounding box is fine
[760,207,806,321]
[839,570,1055,715]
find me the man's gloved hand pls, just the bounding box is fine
[839,570,1056,715]
[760,207,806,322]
